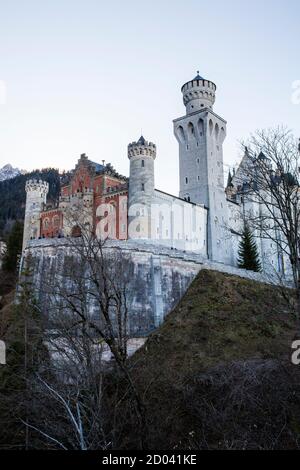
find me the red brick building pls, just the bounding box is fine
[40,153,128,240]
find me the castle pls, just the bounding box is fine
[21,73,293,331]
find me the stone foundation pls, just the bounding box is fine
[22,238,290,335]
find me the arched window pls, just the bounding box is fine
[43,218,50,229]
[53,216,60,228]
[187,122,195,140]
[175,125,186,143]
[215,123,219,140]
[198,118,204,137]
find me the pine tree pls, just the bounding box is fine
[3,220,24,273]
[237,225,261,272]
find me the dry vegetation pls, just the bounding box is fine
[122,270,300,449]
[1,268,300,450]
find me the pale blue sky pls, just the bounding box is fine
[0,0,299,194]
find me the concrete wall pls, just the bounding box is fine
[22,238,289,337]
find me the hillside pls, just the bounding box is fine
[125,269,300,450]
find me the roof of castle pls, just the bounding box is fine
[193,73,204,80]
[91,161,105,172]
[226,169,233,188]
[137,135,146,145]
[257,151,268,161]
[181,71,216,92]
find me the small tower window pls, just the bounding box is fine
[141,159,144,167]
[185,177,188,184]
[141,183,145,191]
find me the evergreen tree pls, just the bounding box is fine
[0,262,48,449]
[3,220,24,273]
[237,225,261,272]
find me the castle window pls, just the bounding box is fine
[197,176,200,181]
[185,177,188,184]
[43,218,50,229]
[141,160,144,167]
[197,158,200,164]
[53,216,59,227]
[176,126,186,143]
[141,183,145,191]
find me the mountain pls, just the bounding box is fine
[0,164,24,182]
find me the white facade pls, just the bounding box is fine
[127,134,208,254]
[173,74,232,265]
[22,72,293,282]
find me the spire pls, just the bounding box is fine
[226,169,233,188]
[137,135,146,145]
[193,70,204,80]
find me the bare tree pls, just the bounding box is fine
[231,127,300,314]
[23,318,111,450]
[25,208,147,449]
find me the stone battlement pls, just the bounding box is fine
[25,179,49,194]
[128,137,156,159]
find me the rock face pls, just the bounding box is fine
[0,164,22,182]
[22,238,280,336]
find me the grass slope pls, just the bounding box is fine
[128,269,300,449]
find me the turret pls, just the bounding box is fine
[173,72,232,264]
[181,72,216,114]
[128,136,156,238]
[22,179,49,250]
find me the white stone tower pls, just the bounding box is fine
[22,179,49,251]
[128,136,156,239]
[173,72,231,264]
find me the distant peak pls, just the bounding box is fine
[0,163,21,182]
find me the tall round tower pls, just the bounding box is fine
[173,71,232,265]
[22,179,49,250]
[181,72,216,114]
[128,136,156,239]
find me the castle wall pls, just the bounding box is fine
[22,238,287,337]
[151,189,207,254]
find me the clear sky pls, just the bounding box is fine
[0,0,299,195]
